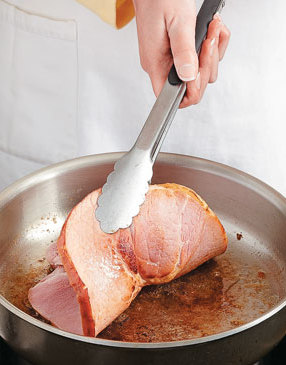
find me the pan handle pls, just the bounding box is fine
[168,0,226,86]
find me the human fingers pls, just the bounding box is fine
[133,0,174,96]
[180,14,230,108]
[218,22,231,60]
[166,0,198,82]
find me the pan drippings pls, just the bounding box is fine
[0,238,280,343]
[98,252,279,342]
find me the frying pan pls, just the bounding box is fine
[0,153,286,365]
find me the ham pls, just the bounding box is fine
[28,267,83,335]
[46,241,62,268]
[29,183,227,337]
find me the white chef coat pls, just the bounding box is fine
[0,0,286,195]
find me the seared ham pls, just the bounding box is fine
[29,183,227,336]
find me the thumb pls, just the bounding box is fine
[167,16,198,82]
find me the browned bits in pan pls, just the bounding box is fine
[0,247,280,343]
[258,271,266,279]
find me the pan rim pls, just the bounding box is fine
[0,152,286,349]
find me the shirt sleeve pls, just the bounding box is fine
[77,0,135,29]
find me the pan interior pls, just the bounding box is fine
[0,154,285,343]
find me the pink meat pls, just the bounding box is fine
[28,267,83,335]
[59,183,227,336]
[29,183,227,337]
[46,241,62,268]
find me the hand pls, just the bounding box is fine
[133,0,230,108]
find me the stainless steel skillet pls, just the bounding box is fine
[0,152,286,365]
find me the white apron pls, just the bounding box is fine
[0,0,286,195]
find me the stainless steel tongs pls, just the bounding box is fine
[96,0,226,234]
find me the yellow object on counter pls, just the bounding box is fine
[77,0,135,28]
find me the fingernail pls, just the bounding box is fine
[178,64,196,82]
[195,72,201,89]
[210,38,216,56]
[213,12,221,21]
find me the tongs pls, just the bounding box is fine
[96,0,226,234]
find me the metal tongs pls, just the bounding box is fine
[96,0,226,234]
